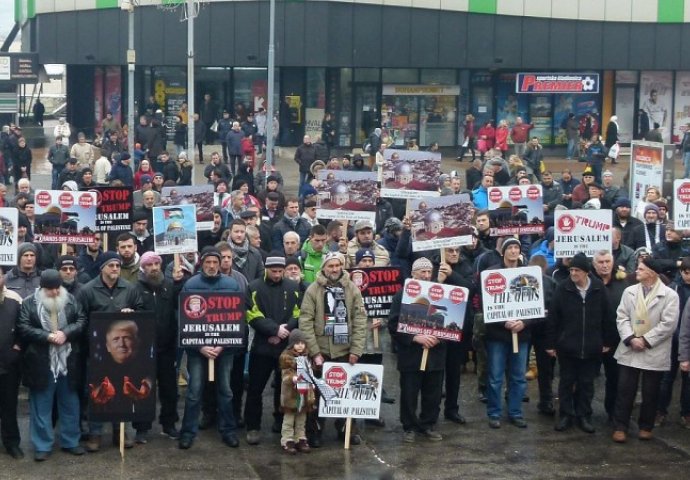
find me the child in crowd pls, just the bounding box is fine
[279,329,315,454]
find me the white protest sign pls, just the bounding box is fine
[0,208,18,265]
[554,209,612,258]
[674,179,690,230]
[481,266,545,324]
[318,363,383,419]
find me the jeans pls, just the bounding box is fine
[180,351,236,441]
[614,364,663,432]
[229,155,242,176]
[51,166,64,190]
[566,138,578,160]
[29,375,81,453]
[514,142,527,159]
[298,171,309,192]
[684,151,690,178]
[486,340,528,419]
[0,368,21,448]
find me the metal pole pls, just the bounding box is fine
[127,4,135,170]
[265,0,276,182]
[187,0,196,176]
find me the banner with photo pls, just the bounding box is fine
[178,291,247,350]
[380,150,441,199]
[408,194,474,252]
[397,279,468,342]
[346,267,403,318]
[674,71,690,142]
[33,190,97,244]
[640,71,673,143]
[318,363,383,419]
[629,141,664,214]
[84,186,133,233]
[161,185,214,231]
[152,204,198,254]
[554,209,612,258]
[480,266,545,324]
[88,312,156,423]
[0,207,17,266]
[487,185,544,236]
[316,170,377,224]
[674,179,690,230]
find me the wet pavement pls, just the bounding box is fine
[4,355,690,480]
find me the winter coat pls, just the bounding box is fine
[174,122,187,148]
[346,238,390,269]
[613,244,637,274]
[178,159,193,186]
[530,240,555,269]
[231,245,265,282]
[16,291,87,390]
[246,276,301,358]
[652,241,690,279]
[279,348,316,412]
[614,215,645,250]
[541,181,564,212]
[297,240,324,284]
[272,216,312,253]
[615,282,679,371]
[294,143,317,173]
[5,268,41,299]
[109,160,134,187]
[374,199,394,236]
[136,275,180,353]
[226,129,244,156]
[217,118,232,142]
[546,276,617,359]
[388,289,447,372]
[298,270,367,360]
[77,276,144,314]
[0,288,23,375]
[522,145,544,181]
[495,126,509,151]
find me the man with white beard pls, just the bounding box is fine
[16,270,87,461]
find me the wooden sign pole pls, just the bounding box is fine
[102,233,108,253]
[209,358,215,382]
[344,417,352,450]
[372,326,379,349]
[512,332,519,354]
[119,422,125,459]
[420,348,429,371]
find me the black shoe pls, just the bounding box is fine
[235,415,245,429]
[538,403,556,416]
[61,446,86,456]
[350,434,362,446]
[6,446,24,459]
[509,417,527,428]
[578,417,595,434]
[308,432,322,448]
[34,451,51,462]
[478,392,488,404]
[161,426,180,439]
[555,415,573,432]
[223,434,240,448]
[444,412,467,424]
[522,394,530,403]
[199,415,216,431]
[381,390,396,405]
[271,418,282,433]
[488,418,501,429]
[178,437,193,450]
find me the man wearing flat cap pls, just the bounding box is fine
[612,257,679,443]
[299,251,367,447]
[343,220,390,268]
[244,254,301,446]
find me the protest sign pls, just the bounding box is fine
[380,150,441,199]
[88,312,156,423]
[347,267,403,318]
[316,170,378,224]
[481,266,545,324]
[84,186,133,233]
[409,194,474,252]
[0,208,17,266]
[398,279,468,342]
[318,363,383,420]
[178,291,247,350]
[153,204,198,254]
[675,179,690,230]
[554,209,612,258]
[34,189,97,244]
[487,185,544,236]
[628,141,674,213]
[161,185,215,231]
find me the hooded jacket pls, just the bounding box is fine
[298,239,324,284]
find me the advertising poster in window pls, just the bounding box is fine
[673,71,690,142]
[529,96,553,144]
[496,73,530,128]
[640,71,673,143]
[615,87,635,143]
[629,141,664,214]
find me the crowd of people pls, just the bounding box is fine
[0,109,689,467]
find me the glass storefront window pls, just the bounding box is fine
[381,95,418,146]
[306,68,326,108]
[421,69,456,85]
[420,94,457,147]
[338,68,353,147]
[529,95,553,144]
[354,68,379,82]
[234,67,267,118]
[382,69,418,84]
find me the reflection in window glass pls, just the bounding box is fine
[382,69,418,84]
[339,68,353,146]
[234,68,267,117]
[421,69,456,85]
[354,68,379,82]
[306,68,326,108]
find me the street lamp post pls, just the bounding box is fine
[122,0,136,171]
[265,0,276,182]
[187,0,196,175]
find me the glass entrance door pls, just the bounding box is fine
[354,84,380,145]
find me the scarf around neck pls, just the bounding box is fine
[633,280,662,337]
[231,239,249,270]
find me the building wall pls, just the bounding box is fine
[28,3,690,70]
